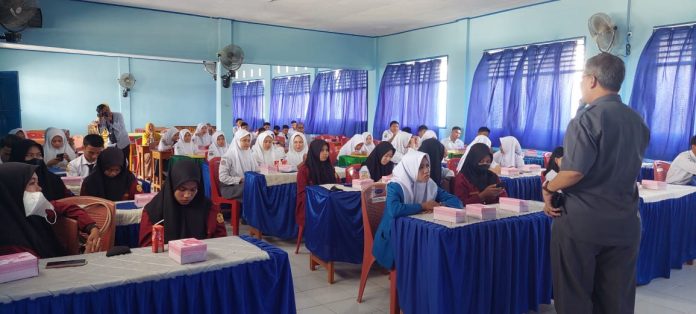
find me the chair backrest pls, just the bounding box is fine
[208,157,226,204]
[447,158,460,173]
[345,164,363,184]
[543,152,552,168]
[51,216,80,255]
[53,196,116,253]
[360,183,388,248]
[653,160,671,182]
[275,135,286,147]
[329,145,340,165]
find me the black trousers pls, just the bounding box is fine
[551,222,640,314]
[121,144,131,166]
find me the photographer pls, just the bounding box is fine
[96,104,131,162]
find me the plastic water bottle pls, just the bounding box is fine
[359,169,369,180]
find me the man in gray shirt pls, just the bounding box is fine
[542,53,650,314]
[96,104,131,162]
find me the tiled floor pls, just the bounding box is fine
[234,224,696,313]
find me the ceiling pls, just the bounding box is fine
[84,0,547,37]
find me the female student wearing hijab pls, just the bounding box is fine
[543,146,564,183]
[192,123,212,148]
[338,134,367,157]
[9,128,26,140]
[43,127,77,169]
[142,122,161,147]
[138,159,226,246]
[157,128,179,151]
[252,131,285,166]
[0,162,101,257]
[360,142,396,182]
[206,131,229,161]
[219,129,257,200]
[453,143,508,205]
[10,139,72,201]
[372,151,462,268]
[174,129,198,155]
[418,138,454,187]
[81,147,141,201]
[391,131,415,163]
[491,136,525,171]
[456,134,493,173]
[295,139,339,253]
[286,132,308,169]
[361,132,376,154]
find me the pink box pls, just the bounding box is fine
[500,167,520,176]
[521,164,542,172]
[168,238,207,264]
[525,149,538,157]
[380,175,393,183]
[0,252,38,284]
[257,164,278,175]
[278,164,293,173]
[134,193,157,207]
[498,197,529,212]
[61,176,83,186]
[433,206,466,223]
[351,178,374,190]
[465,203,497,220]
[641,180,667,190]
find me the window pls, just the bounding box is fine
[304,69,368,135]
[269,74,311,127]
[231,80,265,130]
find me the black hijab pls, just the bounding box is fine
[144,159,212,242]
[0,163,66,258]
[459,143,499,191]
[305,140,336,185]
[9,139,69,201]
[418,138,446,187]
[363,142,395,182]
[82,147,134,201]
[544,146,564,176]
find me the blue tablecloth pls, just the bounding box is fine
[393,213,553,314]
[243,172,298,239]
[638,166,654,181]
[115,201,141,248]
[304,186,364,264]
[523,156,545,167]
[500,176,543,201]
[201,162,211,198]
[637,192,696,285]
[0,236,296,314]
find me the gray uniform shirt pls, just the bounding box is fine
[99,112,130,150]
[558,94,650,246]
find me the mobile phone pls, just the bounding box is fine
[56,153,65,160]
[46,259,87,269]
[495,183,505,188]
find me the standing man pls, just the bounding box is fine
[96,104,131,162]
[441,126,465,150]
[542,53,649,314]
[67,134,104,177]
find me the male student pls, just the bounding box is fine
[263,122,271,131]
[382,121,400,142]
[417,125,428,138]
[477,126,490,137]
[441,126,465,150]
[233,118,243,135]
[0,134,21,164]
[289,120,298,136]
[666,135,696,185]
[273,125,281,136]
[67,134,105,177]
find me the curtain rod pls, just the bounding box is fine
[653,21,696,29]
[485,36,585,52]
[0,43,211,64]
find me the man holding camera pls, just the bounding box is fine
[96,104,131,162]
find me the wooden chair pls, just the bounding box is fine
[151,149,172,192]
[52,196,116,255]
[208,157,241,235]
[136,144,151,180]
[447,158,461,173]
[653,161,671,182]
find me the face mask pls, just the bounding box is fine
[25,158,44,167]
[477,164,491,173]
[23,191,57,224]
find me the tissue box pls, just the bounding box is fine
[61,176,83,186]
[134,193,157,207]
[498,197,529,212]
[465,203,497,220]
[278,164,293,173]
[525,149,538,157]
[500,167,520,176]
[433,206,466,223]
[257,164,278,175]
[380,175,393,183]
[0,252,38,283]
[642,180,667,190]
[351,178,374,190]
[168,238,207,264]
[521,164,542,172]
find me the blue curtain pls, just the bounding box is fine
[269,75,310,127]
[630,25,696,161]
[465,41,578,151]
[232,80,265,130]
[373,59,442,137]
[305,70,368,135]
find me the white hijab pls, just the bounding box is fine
[193,123,212,147]
[457,135,492,172]
[286,132,308,167]
[252,131,284,165]
[338,134,365,157]
[222,129,257,177]
[421,130,438,141]
[8,128,26,138]
[497,136,523,167]
[390,151,438,204]
[362,132,375,154]
[206,131,228,160]
[43,127,77,162]
[158,128,178,151]
[174,129,197,155]
[392,132,413,155]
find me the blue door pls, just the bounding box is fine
[0,71,21,134]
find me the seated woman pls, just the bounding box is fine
[453,143,508,205]
[138,159,226,246]
[81,147,141,201]
[8,128,26,140]
[456,134,493,173]
[295,139,339,253]
[219,130,257,200]
[543,146,564,183]
[362,132,376,154]
[491,136,525,172]
[338,134,367,158]
[0,162,101,258]
[10,139,72,200]
[43,127,77,169]
[141,122,161,180]
[252,131,285,166]
[286,133,308,170]
[206,131,229,161]
[373,151,462,269]
[157,128,179,152]
[360,142,395,181]
[192,123,211,148]
[174,129,198,155]
[391,131,415,163]
[418,138,454,188]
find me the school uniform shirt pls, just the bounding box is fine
[382,129,398,142]
[66,155,97,178]
[157,128,179,151]
[192,123,212,147]
[490,136,525,169]
[338,134,366,157]
[286,133,309,169]
[453,172,508,205]
[252,132,285,165]
[666,150,696,185]
[173,130,197,155]
[219,130,257,185]
[100,112,130,150]
[441,137,465,150]
[456,135,492,173]
[43,127,77,169]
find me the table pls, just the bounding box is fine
[499,172,543,201]
[638,163,654,181]
[48,167,66,177]
[0,236,296,314]
[337,155,367,167]
[115,201,143,248]
[243,172,299,239]
[523,156,545,166]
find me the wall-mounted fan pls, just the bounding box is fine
[118,73,135,97]
[0,0,42,43]
[588,13,617,53]
[218,44,244,88]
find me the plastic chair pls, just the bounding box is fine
[344,164,363,185]
[543,152,552,168]
[357,183,387,302]
[447,158,461,173]
[208,157,241,235]
[52,196,116,255]
[653,160,671,182]
[329,144,340,165]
